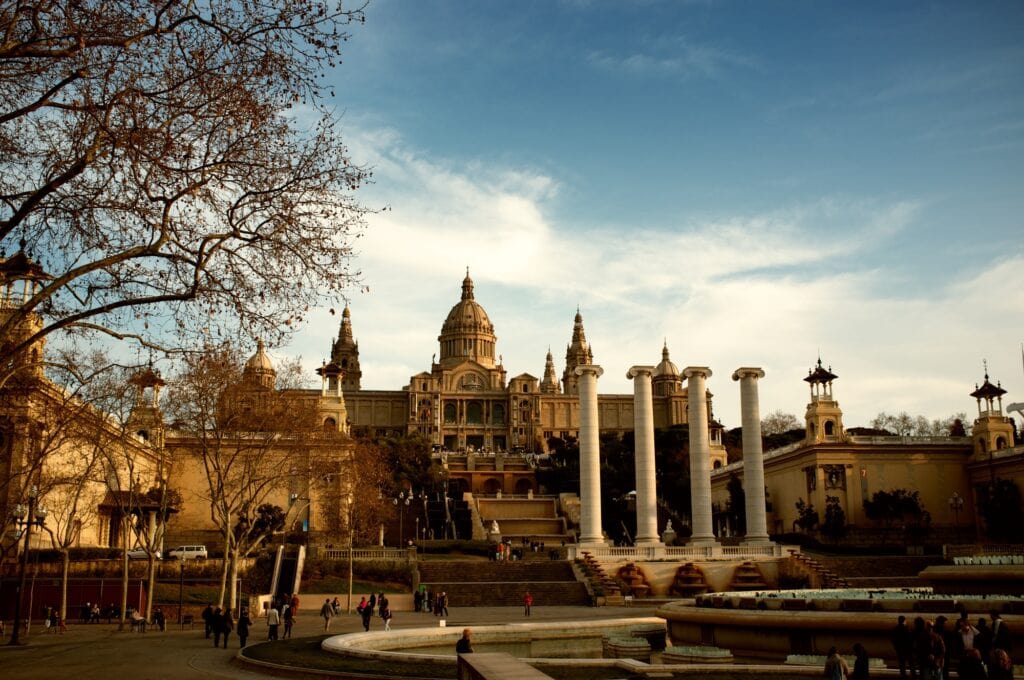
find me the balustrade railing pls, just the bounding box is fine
[321,547,415,562]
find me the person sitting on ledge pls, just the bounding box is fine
[456,628,474,654]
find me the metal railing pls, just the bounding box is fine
[321,547,415,562]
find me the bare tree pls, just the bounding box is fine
[0,1,370,371]
[166,345,327,610]
[760,410,801,436]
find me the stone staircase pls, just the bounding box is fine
[808,553,941,588]
[476,497,575,545]
[787,550,851,589]
[417,559,589,607]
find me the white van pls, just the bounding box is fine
[166,545,208,560]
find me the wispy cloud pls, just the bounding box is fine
[587,35,752,80]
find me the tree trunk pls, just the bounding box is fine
[60,548,70,622]
[216,531,231,609]
[145,554,157,620]
[228,549,240,614]
[118,518,129,631]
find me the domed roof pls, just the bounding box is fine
[245,339,275,373]
[440,270,494,337]
[653,341,680,378]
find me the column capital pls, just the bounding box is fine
[627,365,655,380]
[682,366,712,380]
[731,367,766,381]
[574,364,604,378]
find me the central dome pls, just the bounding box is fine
[438,271,497,368]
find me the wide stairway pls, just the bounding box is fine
[418,559,589,607]
[476,496,575,545]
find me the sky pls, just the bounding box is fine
[278,0,1024,431]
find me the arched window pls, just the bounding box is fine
[824,421,835,436]
[323,417,337,432]
[522,384,529,393]
[444,403,457,424]
[492,404,506,425]
[996,437,1007,450]
[467,401,483,425]
[713,460,722,469]
[979,438,988,453]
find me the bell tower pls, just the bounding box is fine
[970,363,1014,459]
[330,304,361,391]
[804,358,845,444]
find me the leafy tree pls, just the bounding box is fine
[794,498,819,533]
[726,473,746,535]
[0,0,369,380]
[977,479,1024,543]
[862,488,928,544]
[822,495,847,541]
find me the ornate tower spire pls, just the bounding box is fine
[540,347,560,394]
[562,309,594,395]
[329,303,361,391]
[803,356,844,444]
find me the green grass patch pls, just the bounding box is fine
[153,583,222,605]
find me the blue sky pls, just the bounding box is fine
[280,0,1024,430]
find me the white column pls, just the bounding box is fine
[733,367,771,543]
[628,366,661,545]
[683,366,716,544]
[575,365,606,545]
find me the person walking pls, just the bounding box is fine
[382,606,393,632]
[439,591,449,617]
[202,603,214,639]
[360,599,373,632]
[892,615,915,679]
[320,598,334,632]
[283,603,294,639]
[212,607,224,647]
[266,604,280,641]
[824,646,850,680]
[523,591,533,617]
[851,642,869,680]
[219,608,233,649]
[237,608,252,648]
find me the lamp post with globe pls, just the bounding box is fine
[9,486,48,645]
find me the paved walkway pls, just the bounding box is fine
[0,605,661,679]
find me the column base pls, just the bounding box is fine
[687,535,718,546]
[634,538,664,547]
[578,539,608,548]
[742,535,772,545]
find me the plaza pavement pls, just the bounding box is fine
[0,603,661,679]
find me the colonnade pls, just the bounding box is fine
[576,362,771,547]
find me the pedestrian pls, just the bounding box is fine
[919,620,945,680]
[202,603,214,638]
[219,608,233,649]
[991,609,1012,658]
[369,592,377,613]
[212,607,224,647]
[975,618,992,665]
[426,589,434,615]
[237,608,252,648]
[991,648,1014,680]
[283,603,295,638]
[320,598,333,632]
[851,642,869,680]
[266,604,280,641]
[892,615,915,679]
[440,591,449,617]
[414,590,422,613]
[523,591,533,617]
[382,606,393,632]
[290,593,300,615]
[360,599,373,632]
[456,628,474,654]
[331,596,340,615]
[824,646,850,680]
[379,592,389,617]
[154,607,166,632]
[957,648,986,680]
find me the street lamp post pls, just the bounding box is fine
[392,492,411,546]
[9,486,48,646]
[948,491,964,541]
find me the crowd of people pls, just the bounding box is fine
[412,589,449,617]
[828,609,1014,680]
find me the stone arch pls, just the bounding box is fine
[444,403,457,424]
[824,421,835,436]
[482,478,502,495]
[466,401,483,425]
[492,403,506,425]
[323,417,337,432]
[514,478,533,495]
[997,436,1007,450]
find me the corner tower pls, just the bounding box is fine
[438,270,497,370]
[540,348,560,394]
[804,357,844,444]
[970,365,1014,458]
